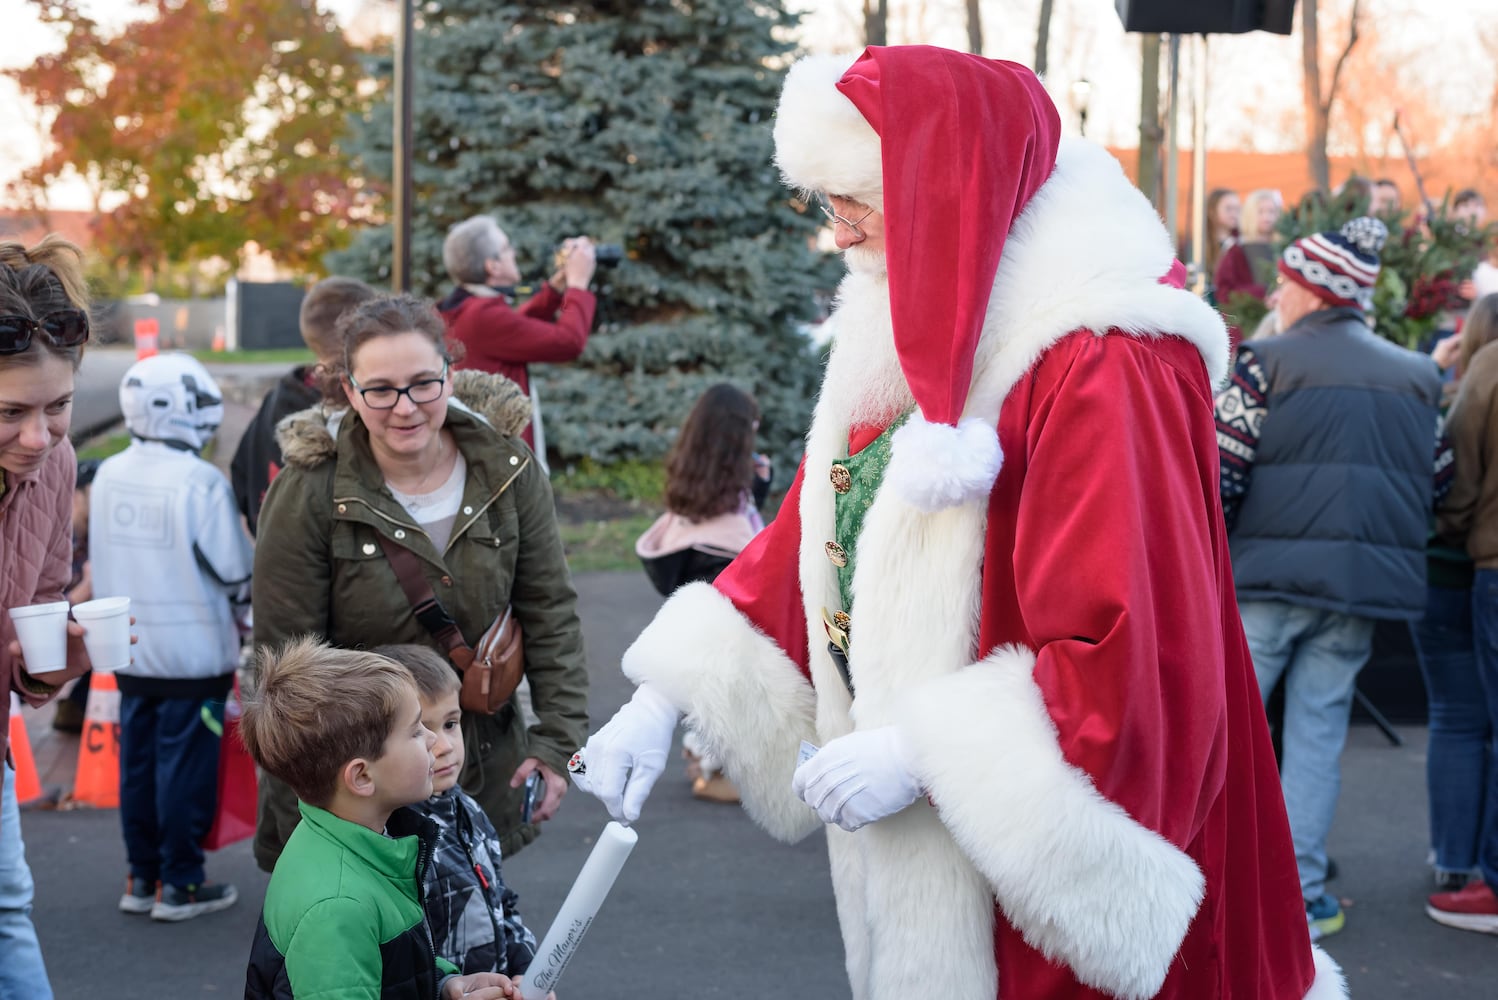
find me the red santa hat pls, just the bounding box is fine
[773,46,1061,511]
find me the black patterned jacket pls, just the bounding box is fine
[414,788,538,976]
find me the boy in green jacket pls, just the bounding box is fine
[240,637,517,999]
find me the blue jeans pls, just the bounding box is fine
[119,693,223,889]
[0,764,53,1000]
[1411,584,1494,877]
[1239,600,1374,901]
[1464,571,1498,886]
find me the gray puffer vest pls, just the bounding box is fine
[1229,307,1441,620]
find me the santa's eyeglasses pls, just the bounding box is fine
[817,196,876,241]
[0,309,90,355]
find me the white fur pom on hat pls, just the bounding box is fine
[772,54,884,210]
[886,415,1004,513]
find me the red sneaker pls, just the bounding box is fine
[1426,879,1498,935]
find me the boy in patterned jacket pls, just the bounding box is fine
[240,639,515,1000]
[378,644,539,977]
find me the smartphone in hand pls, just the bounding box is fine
[522,771,545,824]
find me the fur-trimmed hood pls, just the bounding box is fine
[275,369,532,470]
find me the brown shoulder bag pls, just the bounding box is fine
[377,535,525,715]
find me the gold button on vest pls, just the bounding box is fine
[830,464,852,494]
[824,540,848,567]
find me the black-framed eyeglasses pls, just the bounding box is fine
[0,309,90,356]
[347,363,449,410]
[817,196,876,241]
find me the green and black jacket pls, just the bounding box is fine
[245,803,456,999]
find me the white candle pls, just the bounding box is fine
[519,821,638,999]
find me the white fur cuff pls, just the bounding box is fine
[904,645,1204,1000]
[886,415,1003,513]
[621,583,822,843]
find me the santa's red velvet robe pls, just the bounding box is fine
[621,140,1342,1000]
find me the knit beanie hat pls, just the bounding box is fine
[1279,216,1387,311]
[772,46,1061,512]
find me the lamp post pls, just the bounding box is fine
[1070,77,1092,137]
[391,0,414,293]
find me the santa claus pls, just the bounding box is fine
[574,45,1346,1000]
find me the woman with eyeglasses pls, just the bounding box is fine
[249,293,587,872]
[0,236,95,999]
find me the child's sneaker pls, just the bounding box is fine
[1426,879,1498,935]
[1306,894,1345,941]
[118,877,156,915]
[150,882,238,922]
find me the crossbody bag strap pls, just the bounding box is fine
[375,533,475,671]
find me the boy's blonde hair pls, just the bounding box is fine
[373,643,461,702]
[241,637,415,807]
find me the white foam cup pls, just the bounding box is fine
[70,597,132,673]
[7,601,71,673]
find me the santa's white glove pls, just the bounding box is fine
[791,726,922,832]
[570,684,680,824]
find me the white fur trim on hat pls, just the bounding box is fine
[886,415,1003,513]
[773,53,883,211]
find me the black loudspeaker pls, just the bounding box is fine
[1115,0,1296,35]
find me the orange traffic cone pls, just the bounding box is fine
[72,672,120,809]
[133,318,159,361]
[7,694,43,805]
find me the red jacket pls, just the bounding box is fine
[439,285,596,449]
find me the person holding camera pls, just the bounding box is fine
[437,215,597,453]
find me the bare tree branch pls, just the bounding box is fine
[1323,0,1362,114]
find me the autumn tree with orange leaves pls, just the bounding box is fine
[8,0,370,292]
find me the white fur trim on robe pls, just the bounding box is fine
[1304,946,1350,999]
[620,582,821,844]
[903,644,1206,1000]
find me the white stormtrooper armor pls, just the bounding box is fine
[119,352,225,453]
[91,352,252,683]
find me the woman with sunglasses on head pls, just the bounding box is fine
[0,236,94,1000]
[249,293,588,874]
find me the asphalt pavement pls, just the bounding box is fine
[15,567,1498,999]
[70,346,137,440]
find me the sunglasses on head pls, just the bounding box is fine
[0,309,90,356]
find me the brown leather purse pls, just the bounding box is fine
[377,535,525,715]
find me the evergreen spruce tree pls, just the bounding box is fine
[330,0,838,468]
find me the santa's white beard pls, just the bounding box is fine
[822,266,916,428]
[842,244,887,278]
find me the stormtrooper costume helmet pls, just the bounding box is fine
[119,352,225,453]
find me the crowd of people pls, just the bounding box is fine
[1,40,1497,1000]
[0,211,603,997]
[1202,166,1498,941]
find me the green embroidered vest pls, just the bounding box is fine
[825,414,910,620]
